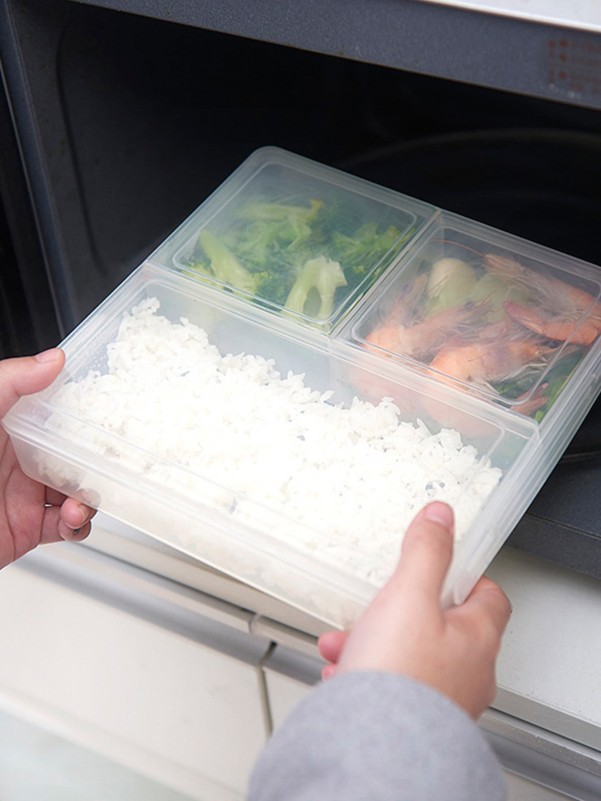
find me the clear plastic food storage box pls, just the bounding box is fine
[4,147,601,628]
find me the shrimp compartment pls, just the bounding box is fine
[345,214,601,423]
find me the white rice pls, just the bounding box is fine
[46,297,502,600]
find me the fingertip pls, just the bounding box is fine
[60,498,96,529]
[59,520,92,543]
[465,577,512,633]
[401,503,454,559]
[472,576,511,607]
[318,629,347,663]
[391,502,456,603]
[34,348,64,365]
[0,349,65,415]
[401,502,455,557]
[321,663,338,681]
[422,501,454,533]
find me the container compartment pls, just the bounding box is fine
[149,147,434,332]
[2,262,537,627]
[347,213,601,422]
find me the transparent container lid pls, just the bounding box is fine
[149,147,434,332]
[349,214,601,422]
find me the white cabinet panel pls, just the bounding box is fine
[261,642,321,731]
[0,562,269,801]
[264,669,312,731]
[0,707,194,801]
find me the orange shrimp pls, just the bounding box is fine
[429,335,553,387]
[503,300,601,346]
[363,301,490,361]
[484,254,601,344]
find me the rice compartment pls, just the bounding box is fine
[3,261,537,627]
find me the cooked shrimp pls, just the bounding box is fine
[429,335,553,386]
[364,301,490,361]
[484,254,601,343]
[504,300,601,346]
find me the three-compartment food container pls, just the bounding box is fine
[5,147,601,627]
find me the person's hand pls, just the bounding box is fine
[0,349,95,568]
[318,502,511,720]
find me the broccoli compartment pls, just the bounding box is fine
[181,192,414,326]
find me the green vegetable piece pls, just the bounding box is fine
[237,199,324,250]
[285,256,347,319]
[330,223,404,282]
[183,261,220,288]
[426,258,477,315]
[239,198,323,223]
[254,270,293,307]
[468,273,533,321]
[197,230,256,294]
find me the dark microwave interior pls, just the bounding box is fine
[2,0,601,578]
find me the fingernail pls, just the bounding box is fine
[34,348,62,364]
[424,502,454,531]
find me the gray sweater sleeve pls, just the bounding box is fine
[248,672,507,801]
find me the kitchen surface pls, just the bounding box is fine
[2,1,601,799]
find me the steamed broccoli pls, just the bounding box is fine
[238,199,323,223]
[284,256,347,319]
[195,230,256,294]
[228,198,324,267]
[182,193,413,322]
[330,223,408,281]
[253,269,293,308]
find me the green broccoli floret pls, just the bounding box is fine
[239,198,322,225]
[331,223,400,267]
[232,198,324,259]
[330,222,414,291]
[225,222,283,270]
[182,260,219,287]
[284,256,347,319]
[196,230,256,294]
[253,270,293,307]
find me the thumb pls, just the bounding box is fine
[335,502,455,675]
[384,501,455,610]
[0,349,65,418]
